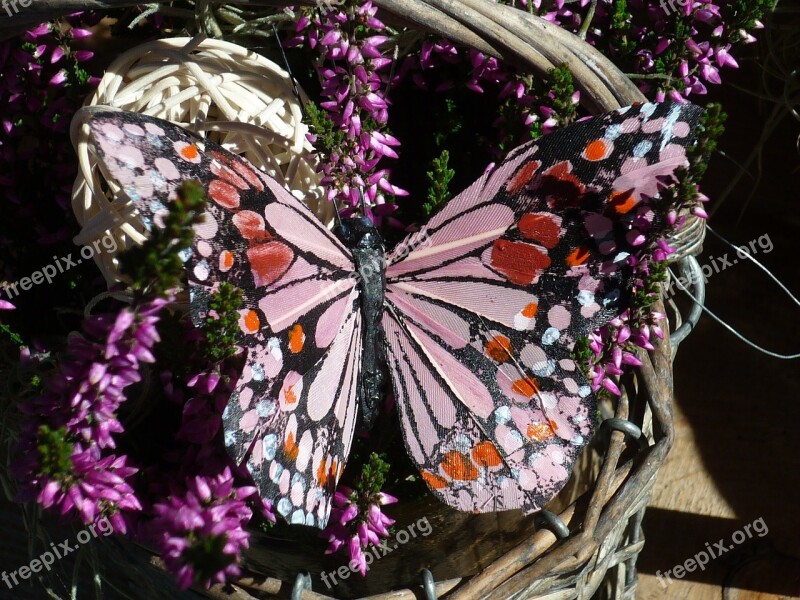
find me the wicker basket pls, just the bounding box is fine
[19,1,707,598]
[200,2,705,599]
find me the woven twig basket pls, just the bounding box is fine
[195,2,703,599]
[24,1,707,599]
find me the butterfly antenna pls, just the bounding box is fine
[271,23,307,120]
[358,188,368,219]
[382,42,400,100]
[332,195,345,229]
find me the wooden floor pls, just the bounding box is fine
[636,49,800,600]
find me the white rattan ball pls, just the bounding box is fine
[71,36,331,287]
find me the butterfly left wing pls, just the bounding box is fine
[383,102,704,514]
[81,108,362,527]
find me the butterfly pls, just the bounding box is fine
[79,101,703,528]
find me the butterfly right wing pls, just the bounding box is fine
[82,109,362,527]
[382,102,703,514]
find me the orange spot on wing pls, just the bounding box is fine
[247,242,293,287]
[527,422,555,442]
[441,451,479,481]
[610,190,637,214]
[285,385,297,405]
[421,470,448,490]
[232,210,271,242]
[316,460,328,488]
[284,431,299,461]
[472,441,503,467]
[535,161,586,208]
[181,144,199,160]
[506,160,541,195]
[209,179,240,209]
[491,240,551,285]
[522,303,539,318]
[288,324,305,353]
[244,310,260,333]
[485,335,512,363]
[220,250,234,270]
[565,246,590,267]
[584,139,608,161]
[512,376,539,398]
[518,213,561,248]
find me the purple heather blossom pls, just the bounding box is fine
[149,468,257,589]
[292,0,408,215]
[0,16,101,249]
[323,485,397,575]
[13,296,171,526]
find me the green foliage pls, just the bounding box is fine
[545,65,578,127]
[423,150,455,217]
[723,0,776,42]
[571,336,593,376]
[182,533,236,585]
[610,0,635,59]
[433,98,464,147]
[118,180,207,299]
[305,101,346,158]
[633,259,668,310]
[36,425,74,480]
[688,103,726,178]
[0,323,24,346]
[202,283,244,364]
[353,452,391,498]
[496,64,577,152]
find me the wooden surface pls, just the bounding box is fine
[637,51,800,600]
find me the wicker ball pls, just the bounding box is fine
[70,36,330,287]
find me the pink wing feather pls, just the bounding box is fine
[383,102,703,514]
[82,108,362,527]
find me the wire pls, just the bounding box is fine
[668,227,800,359]
[706,225,800,307]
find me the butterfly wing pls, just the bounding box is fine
[82,108,361,527]
[384,102,704,513]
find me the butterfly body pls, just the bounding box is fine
[80,101,703,528]
[333,216,388,428]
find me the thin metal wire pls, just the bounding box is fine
[535,509,571,539]
[668,256,705,352]
[421,569,438,600]
[706,225,800,307]
[668,258,800,359]
[290,572,312,600]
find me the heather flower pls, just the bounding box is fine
[293,0,408,214]
[324,485,397,575]
[149,468,257,589]
[322,453,396,575]
[13,296,171,527]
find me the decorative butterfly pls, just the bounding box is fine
[79,101,703,528]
